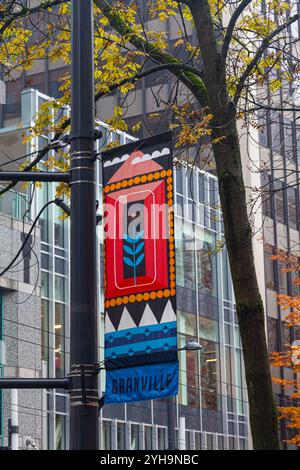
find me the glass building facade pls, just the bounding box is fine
[0,89,249,450]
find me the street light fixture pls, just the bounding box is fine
[178,339,202,352]
[167,339,202,450]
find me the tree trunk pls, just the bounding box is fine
[188,0,280,450]
[212,117,279,450]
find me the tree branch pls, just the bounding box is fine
[233,12,300,106]
[0,117,70,197]
[93,0,208,107]
[1,61,201,196]
[95,61,204,100]
[221,0,253,62]
[0,0,68,36]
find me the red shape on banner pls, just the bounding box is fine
[105,180,169,299]
[107,151,163,184]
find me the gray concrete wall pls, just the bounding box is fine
[0,211,42,449]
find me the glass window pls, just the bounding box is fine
[178,332,200,408]
[175,223,195,291]
[201,340,220,411]
[41,253,50,270]
[198,173,205,204]
[195,228,217,298]
[131,424,140,450]
[257,109,268,147]
[264,246,275,290]
[228,436,235,450]
[178,311,197,337]
[195,432,202,450]
[117,422,126,450]
[274,179,285,224]
[225,323,231,345]
[271,111,282,154]
[175,166,183,195]
[55,276,65,302]
[144,426,152,450]
[283,117,294,162]
[226,346,234,412]
[206,433,213,450]
[41,272,49,298]
[54,215,65,248]
[176,195,184,218]
[209,179,218,207]
[199,316,219,342]
[239,438,246,450]
[55,395,66,413]
[267,317,278,352]
[291,268,300,296]
[288,187,297,230]
[187,169,196,200]
[235,348,244,415]
[218,435,225,450]
[55,304,65,378]
[102,420,112,450]
[39,183,50,243]
[222,248,232,301]
[261,172,272,218]
[185,430,191,450]
[41,299,49,364]
[157,427,166,450]
[278,261,288,294]
[55,415,65,450]
[55,257,66,275]
[234,327,241,348]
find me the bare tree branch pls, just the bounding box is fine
[221,0,253,62]
[0,0,68,36]
[233,12,300,106]
[93,0,208,107]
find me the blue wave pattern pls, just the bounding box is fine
[105,322,177,360]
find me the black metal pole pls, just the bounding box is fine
[69,0,99,450]
[0,378,69,389]
[167,396,176,450]
[0,172,70,182]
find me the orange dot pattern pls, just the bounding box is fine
[103,168,176,308]
[104,169,172,194]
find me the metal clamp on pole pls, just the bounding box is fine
[63,129,102,144]
[68,363,99,408]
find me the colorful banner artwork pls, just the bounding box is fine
[102,132,178,404]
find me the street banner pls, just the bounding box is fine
[102,132,178,404]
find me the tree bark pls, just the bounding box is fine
[212,118,279,450]
[95,0,280,449]
[188,0,280,449]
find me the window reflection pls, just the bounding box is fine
[41,299,49,364]
[196,228,217,298]
[131,424,140,450]
[157,427,166,450]
[117,422,125,450]
[144,426,152,450]
[55,415,65,450]
[201,339,220,411]
[55,303,65,378]
[178,334,200,408]
[199,316,219,342]
[175,223,195,292]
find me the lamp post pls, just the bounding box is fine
[167,339,202,450]
[69,0,99,450]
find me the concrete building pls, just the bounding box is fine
[0,87,250,449]
[0,0,299,449]
[0,173,42,449]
